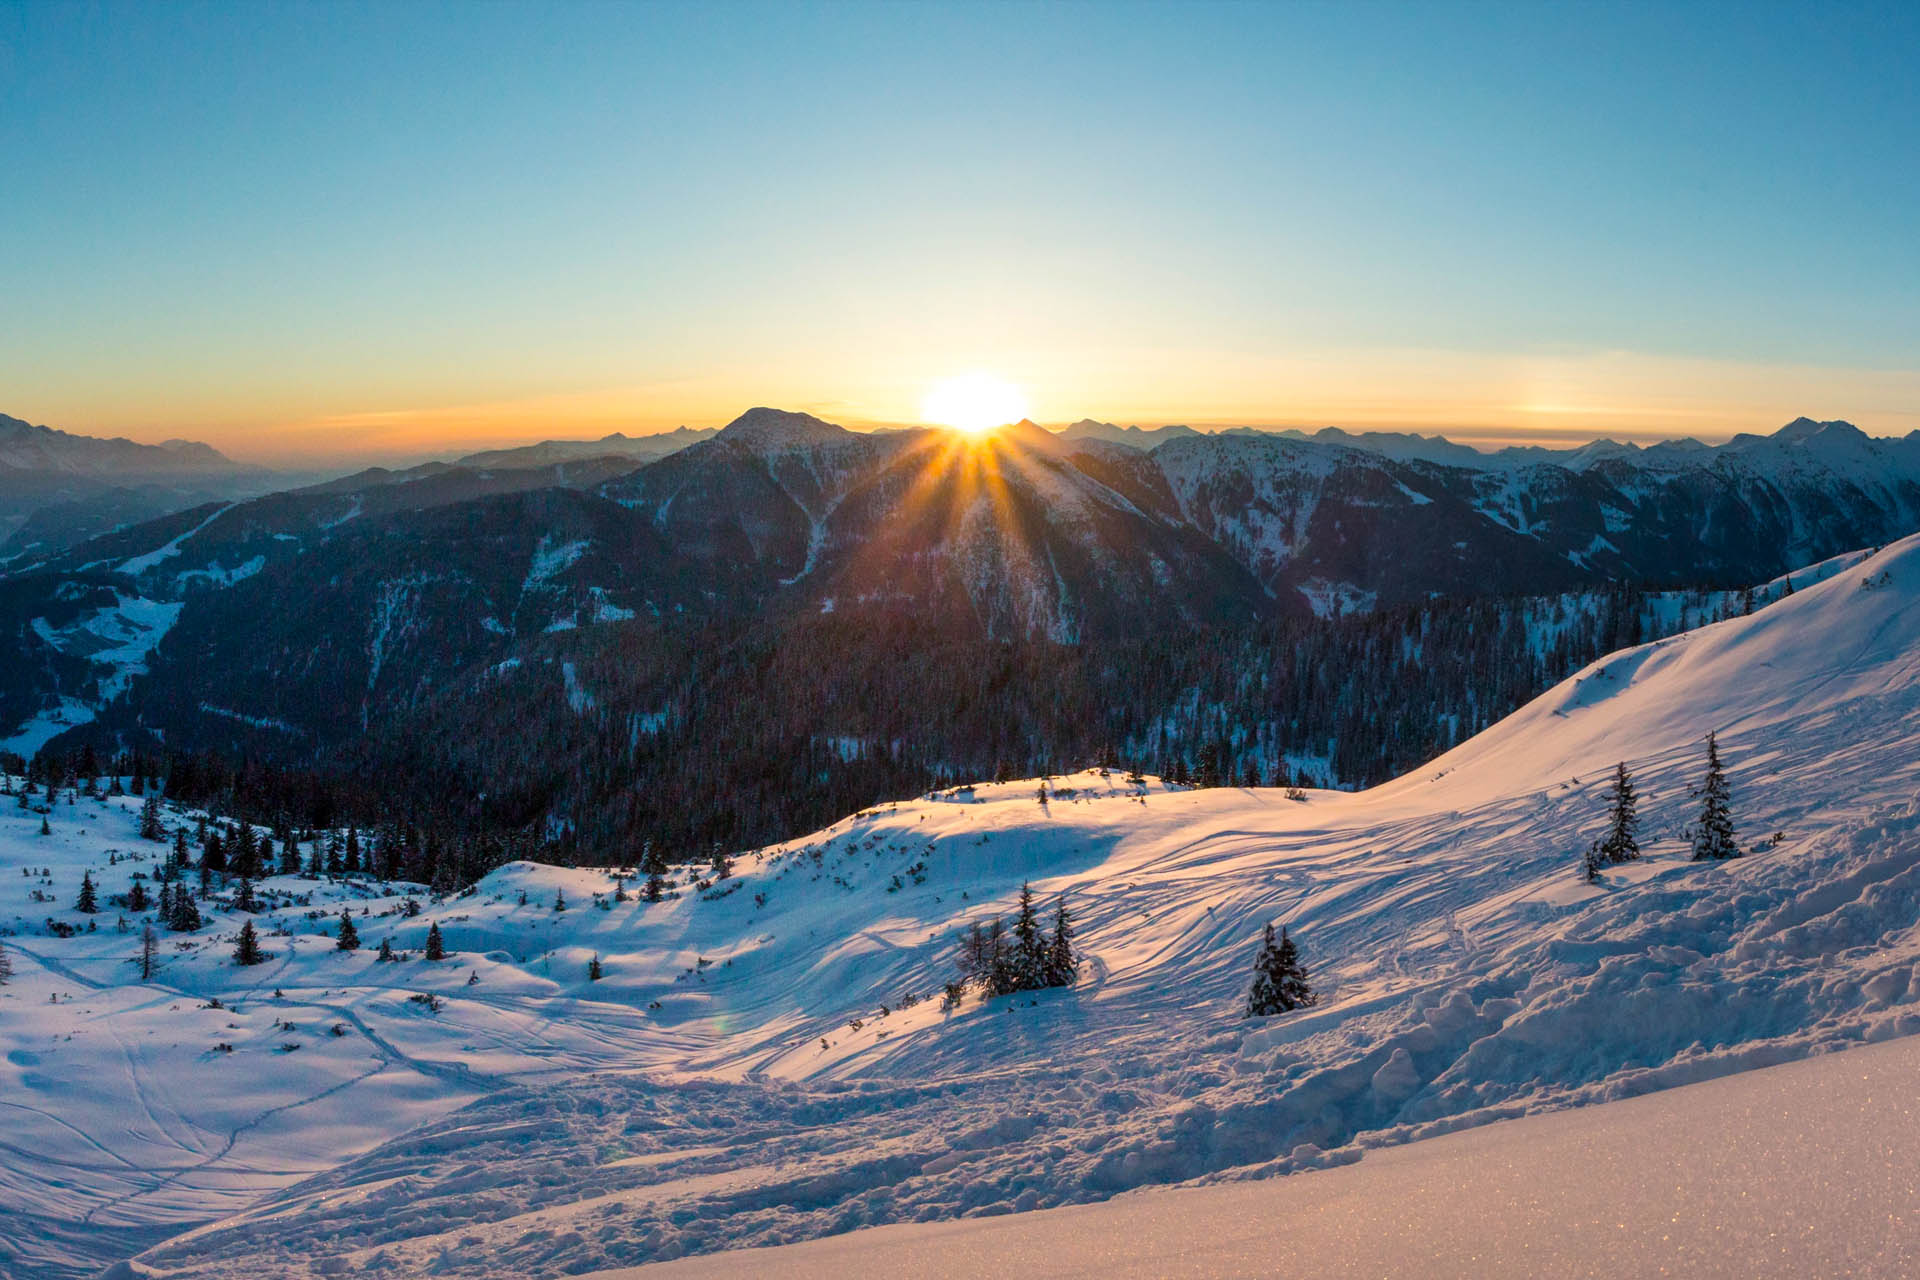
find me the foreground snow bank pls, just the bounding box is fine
[594,1028,1920,1279]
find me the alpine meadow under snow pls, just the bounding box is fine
[4,533,1920,1277]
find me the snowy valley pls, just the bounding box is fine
[4,533,1920,1277]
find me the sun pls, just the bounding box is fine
[921,373,1031,435]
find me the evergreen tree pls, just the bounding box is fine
[169,886,203,932]
[344,827,361,874]
[171,827,190,872]
[139,795,164,841]
[377,936,395,962]
[1598,761,1641,863]
[1011,882,1045,990]
[138,923,158,981]
[0,940,10,985]
[1044,898,1077,988]
[233,823,260,879]
[1582,838,1606,884]
[39,816,50,837]
[640,840,667,902]
[75,870,99,914]
[588,953,604,981]
[955,918,1006,995]
[1691,731,1740,860]
[126,879,149,912]
[1195,743,1223,789]
[552,888,567,912]
[425,921,446,961]
[232,877,259,912]
[335,909,360,951]
[710,843,732,881]
[1245,924,1317,1017]
[233,919,266,966]
[201,829,226,873]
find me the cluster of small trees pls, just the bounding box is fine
[952,884,1077,998]
[1583,730,1742,882]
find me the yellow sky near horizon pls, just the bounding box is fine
[17,345,1920,467]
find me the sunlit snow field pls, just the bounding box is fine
[5,534,1920,1278]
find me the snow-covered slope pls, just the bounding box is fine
[603,1030,1920,1279]
[9,536,1920,1277]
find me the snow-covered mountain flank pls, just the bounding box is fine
[6,534,1920,1277]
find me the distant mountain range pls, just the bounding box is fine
[4,403,1919,857]
[0,414,721,565]
[0,412,277,564]
[453,427,716,470]
[0,412,257,477]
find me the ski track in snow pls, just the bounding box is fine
[6,537,1920,1277]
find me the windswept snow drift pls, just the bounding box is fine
[597,1029,1920,1279]
[7,536,1920,1278]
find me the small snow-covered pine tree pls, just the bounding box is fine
[378,937,395,962]
[233,920,266,966]
[1691,732,1740,861]
[1044,899,1077,988]
[425,921,446,961]
[1598,761,1641,863]
[75,870,99,914]
[1582,839,1606,883]
[335,909,360,951]
[588,954,604,981]
[1011,883,1045,990]
[170,886,202,932]
[1245,924,1317,1017]
[642,840,667,902]
[138,923,158,981]
[139,795,164,841]
[232,877,258,912]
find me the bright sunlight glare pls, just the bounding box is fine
[921,373,1031,434]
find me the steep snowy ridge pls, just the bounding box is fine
[0,537,1907,1277]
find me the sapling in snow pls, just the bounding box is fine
[1691,732,1740,861]
[1598,761,1641,863]
[1245,923,1316,1017]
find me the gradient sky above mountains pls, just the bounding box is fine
[3,1,1918,464]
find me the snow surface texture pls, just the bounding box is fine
[7,536,1920,1277]
[602,1028,1920,1278]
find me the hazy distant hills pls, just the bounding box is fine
[0,412,258,476]
[0,414,723,565]
[0,412,278,563]
[453,426,716,470]
[1058,418,1200,450]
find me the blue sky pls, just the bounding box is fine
[3,0,1917,461]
